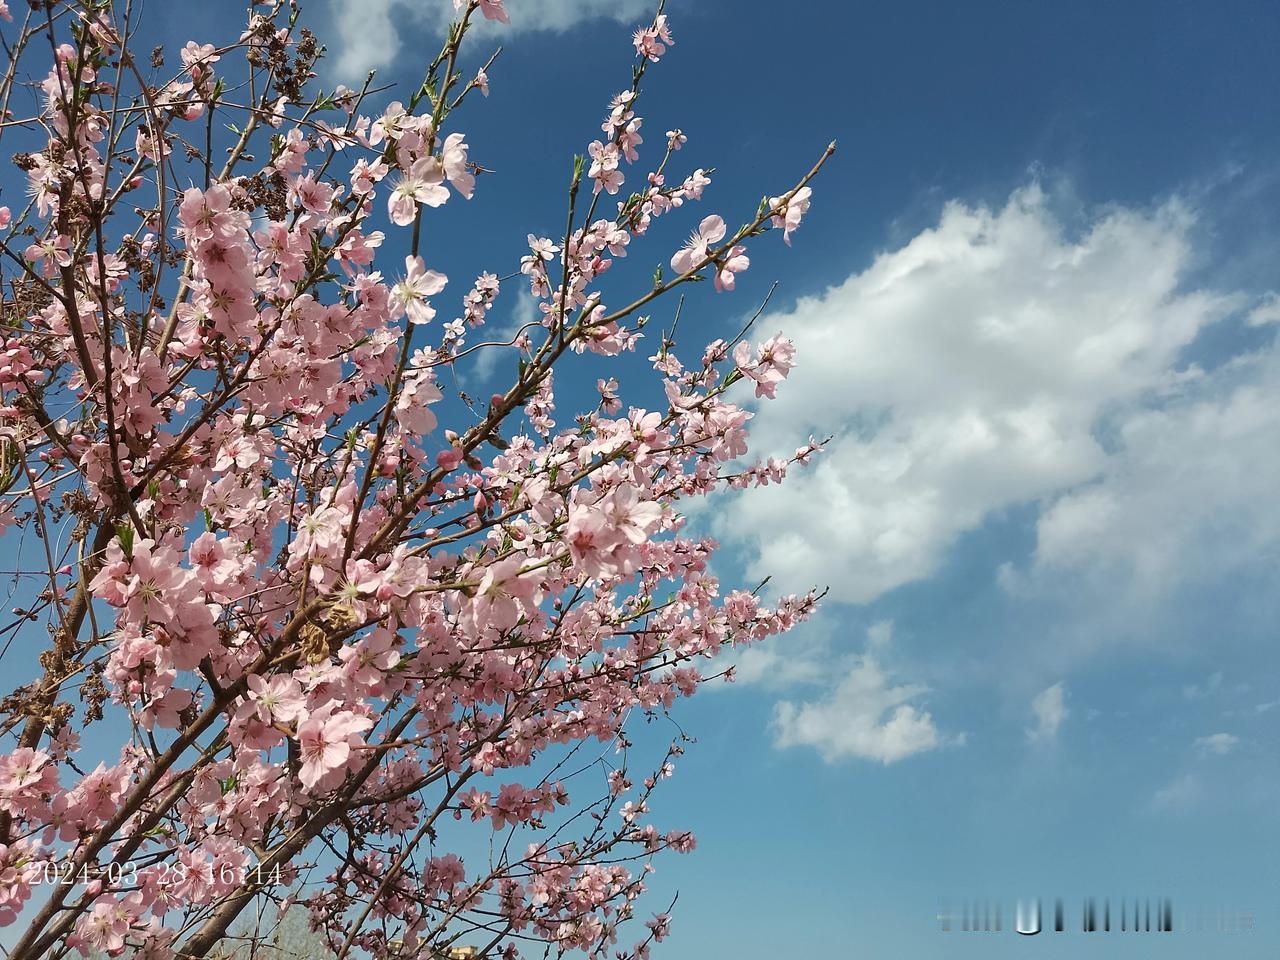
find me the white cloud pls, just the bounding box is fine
[722,184,1259,604]
[1026,682,1068,743]
[722,630,829,689]
[469,290,540,383]
[1151,773,1201,811]
[722,618,888,692]
[865,619,894,650]
[327,0,653,80]
[1193,733,1239,755]
[329,0,401,82]
[1026,345,1280,594]
[1183,672,1223,700]
[481,0,653,31]
[1248,292,1280,326]
[772,655,945,764]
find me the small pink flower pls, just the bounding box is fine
[670,214,726,275]
[478,0,509,23]
[769,185,812,245]
[387,157,449,225]
[714,244,749,292]
[391,256,448,325]
[296,707,373,791]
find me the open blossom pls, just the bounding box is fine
[597,377,620,413]
[296,707,374,791]
[478,0,509,22]
[397,366,444,434]
[714,244,749,292]
[633,14,674,61]
[181,41,219,90]
[457,0,508,22]
[769,185,813,244]
[588,140,624,195]
[23,235,73,276]
[668,212,748,290]
[246,675,305,725]
[439,131,476,198]
[602,484,663,544]
[349,157,388,195]
[565,484,664,578]
[733,334,797,398]
[388,156,449,224]
[76,897,133,954]
[178,184,242,242]
[391,256,448,324]
[291,172,335,214]
[670,214,726,275]
[339,628,401,685]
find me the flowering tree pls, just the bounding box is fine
[0,1,831,957]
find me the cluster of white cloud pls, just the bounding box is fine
[328,0,652,79]
[1026,682,1068,743]
[1025,344,1280,593]
[772,651,945,764]
[1150,733,1244,810]
[723,183,1276,604]
[1151,772,1201,811]
[728,619,956,764]
[1192,732,1240,755]
[723,183,1280,765]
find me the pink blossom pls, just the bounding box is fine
[440,132,476,198]
[670,214,726,274]
[714,244,749,292]
[246,674,305,724]
[588,140,624,195]
[478,0,509,23]
[391,255,448,325]
[296,707,373,791]
[0,9,831,955]
[388,157,450,225]
[633,15,674,62]
[769,185,812,244]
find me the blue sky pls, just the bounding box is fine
[23,0,1280,955]
[308,1,1280,956]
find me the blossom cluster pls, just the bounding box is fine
[0,2,830,958]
